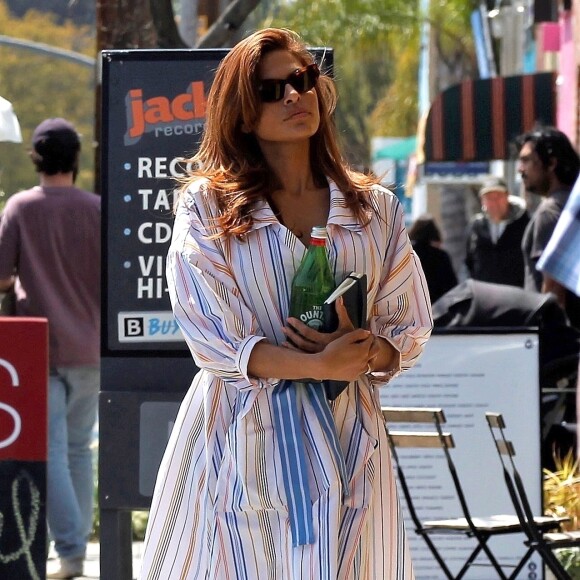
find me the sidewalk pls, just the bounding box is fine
[53,541,144,580]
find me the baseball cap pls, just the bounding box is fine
[478,176,508,198]
[31,117,80,154]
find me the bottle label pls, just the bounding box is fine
[299,305,324,330]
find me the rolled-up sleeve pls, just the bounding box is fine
[166,185,270,391]
[368,192,433,382]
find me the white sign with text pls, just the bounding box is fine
[381,332,542,579]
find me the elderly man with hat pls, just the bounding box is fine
[0,118,100,578]
[465,176,530,287]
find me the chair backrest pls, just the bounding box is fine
[485,412,542,541]
[382,406,475,530]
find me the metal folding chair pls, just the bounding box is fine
[485,412,579,580]
[383,406,564,579]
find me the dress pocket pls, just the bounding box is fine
[341,415,379,509]
[214,393,286,513]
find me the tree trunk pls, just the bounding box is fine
[149,0,189,48]
[96,0,158,49]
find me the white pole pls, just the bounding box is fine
[418,0,431,117]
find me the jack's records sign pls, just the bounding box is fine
[101,49,229,353]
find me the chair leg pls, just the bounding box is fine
[454,543,486,579]
[507,546,534,579]
[419,533,457,579]
[422,534,520,580]
[469,535,509,580]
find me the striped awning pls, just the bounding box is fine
[423,72,557,162]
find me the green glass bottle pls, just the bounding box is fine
[289,226,336,331]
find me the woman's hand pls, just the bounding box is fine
[283,296,354,353]
[281,297,382,382]
[314,329,377,382]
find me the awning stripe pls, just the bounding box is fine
[534,72,554,125]
[423,72,557,161]
[432,93,444,160]
[492,76,505,159]
[461,80,476,159]
[523,74,535,128]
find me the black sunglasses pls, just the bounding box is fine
[258,63,320,103]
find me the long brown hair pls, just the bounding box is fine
[179,28,379,237]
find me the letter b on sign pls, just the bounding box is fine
[125,318,144,337]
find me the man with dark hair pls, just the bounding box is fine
[516,126,580,328]
[465,176,529,287]
[0,118,100,579]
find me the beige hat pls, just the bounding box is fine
[479,176,509,198]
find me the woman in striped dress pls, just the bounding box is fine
[140,28,432,580]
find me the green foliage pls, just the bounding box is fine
[5,0,95,25]
[0,0,96,204]
[132,511,149,540]
[544,450,580,531]
[429,0,477,53]
[554,548,580,578]
[264,0,418,46]
[368,32,420,137]
[544,450,580,575]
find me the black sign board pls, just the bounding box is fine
[0,461,46,579]
[101,49,230,354]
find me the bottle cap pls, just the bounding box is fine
[311,226,327,239]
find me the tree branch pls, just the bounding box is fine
[149,0,189,48]
[195,0,260,48]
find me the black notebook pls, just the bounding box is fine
[322,272,367,400]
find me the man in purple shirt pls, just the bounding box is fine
[0,118,100,579]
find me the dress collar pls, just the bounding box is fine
[249,178,365,234]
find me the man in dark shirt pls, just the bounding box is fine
[516,127,580,329]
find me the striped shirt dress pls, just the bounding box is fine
[139,179,433,580]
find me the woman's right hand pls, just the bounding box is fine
[313,328,375,382]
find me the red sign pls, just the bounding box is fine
[0,318,48,461]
